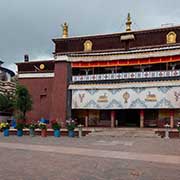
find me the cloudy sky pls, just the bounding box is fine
[0,0,180,72]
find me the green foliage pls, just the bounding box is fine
[177,122,180,132]
[27,123,38,130]
[177,127,180,132]
[14,84,32,121]
[38,122,47,130]
[51,121,61,130]
[67,124,75,131]
[15,123,24,130]
[14,113,24,121]
[66,120,76,131]
[0,122,10,130]
[0,93,13,112]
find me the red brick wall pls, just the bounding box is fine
[18,78,54,122]
[18,61,69,126]
[50,61,68,126]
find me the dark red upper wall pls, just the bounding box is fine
[17,60,54,72]
[53,26,180,54]
[130,28,180,48]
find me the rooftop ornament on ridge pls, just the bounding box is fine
[126,13,132,32]
[61,22,68,38]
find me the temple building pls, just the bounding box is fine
[17,14,180,128]
[0,61,15,96]
[0,61,15,121]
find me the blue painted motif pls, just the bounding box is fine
[87,89,98,95]
[108,89,120,95]
[154,98,174,108]
[130,98,147,108]
[158,87,171,93]
[132,87,146,94]
[84,100,101,108]
[105,99,123,108]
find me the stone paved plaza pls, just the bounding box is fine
[0,133,180,180]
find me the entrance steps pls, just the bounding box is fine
[87,128,161,138]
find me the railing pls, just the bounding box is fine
[72,70,180,82]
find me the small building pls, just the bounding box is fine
[17,15,180,128]
[0,61,15,95]
[0,61,15,122]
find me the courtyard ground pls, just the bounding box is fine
[0,133,180,180]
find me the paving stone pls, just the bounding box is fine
[0,133,180,179]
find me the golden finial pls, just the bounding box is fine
[167,31,177,44]
[61,22,68,38]
[126,13,132,32]
[84,40,93,51]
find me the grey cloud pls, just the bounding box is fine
[0,0,180,71]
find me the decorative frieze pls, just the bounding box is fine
[72,70,180,82]
[72,86,180,109]
[69,80,180,90]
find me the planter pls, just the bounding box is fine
[41,129,47,137]
[54,129,60,137]
[29,128,35,137]
[17,129,23,137]
[3,129,9,136]
[68,130,75,137]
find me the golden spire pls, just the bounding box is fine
[126,13,132,32]
[61,22,68,38]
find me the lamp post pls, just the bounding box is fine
[177,122,180,138]
[164,123,170,139]
[78,124,83,138]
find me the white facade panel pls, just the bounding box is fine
[72,86,180,109]
[18,73,54,78]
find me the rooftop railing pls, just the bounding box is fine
[72,70,180,82]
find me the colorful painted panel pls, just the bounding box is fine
[72,86,180,109]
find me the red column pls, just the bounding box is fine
[170,110,174,128]
[111,111,116,128]
[85,116,88,127]
[140,110,144,128]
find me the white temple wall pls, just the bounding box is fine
[72,86,180,109]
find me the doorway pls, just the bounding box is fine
[116,109,140,127]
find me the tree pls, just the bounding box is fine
[0,93,13,112]
[14,84,32,121]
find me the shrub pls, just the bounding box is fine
[38,122,47,130]
[15,123,24,130]
[27,123,38,130]
[0,122,10,130]
[66,119,76,131]
[51,121,61,130]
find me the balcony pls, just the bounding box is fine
[72,70,180,82]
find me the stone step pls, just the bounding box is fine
[87,129,161,138]
[88,133,161,138]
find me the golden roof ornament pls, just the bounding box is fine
[61,22,68,38]
[167,31,176,44]
[39,64,45,70]
[126,13,132,32]
[84,40,93,51]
